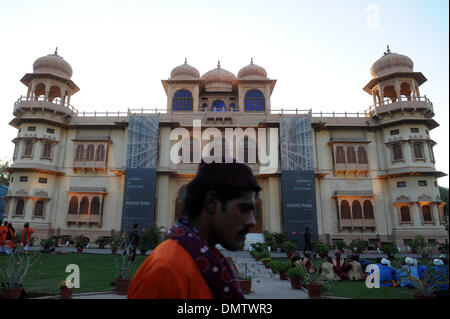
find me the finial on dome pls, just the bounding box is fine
[54,47,58,55]
[387,45,391,54]
[184,57,187,64]
[250,57,253,64]
[217,60,221,68]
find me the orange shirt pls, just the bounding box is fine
[0,225,7,243]
[127,239,214,299]
[20,227,34,244]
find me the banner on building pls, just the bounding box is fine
[121,115,159,236]
[280,116,318,249]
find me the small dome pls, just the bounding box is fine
[201,61,236,91]
[238,58,267,79]
[370,46,414,78]
[33,49,73,79]
[170,59,200,79]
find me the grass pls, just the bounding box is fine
[322,281,414,299]
[0,252,147,296]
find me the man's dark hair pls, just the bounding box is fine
[182,178,258,218]
[24,223,29,228]
[3,221,7,226]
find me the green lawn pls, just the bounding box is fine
[322,281,413,299]
[0,252,147,296]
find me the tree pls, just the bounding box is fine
[0,160,11,186]
[439,186,449,217]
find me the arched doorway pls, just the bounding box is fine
[249,193,262,233]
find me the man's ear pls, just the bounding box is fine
[204,191,219,214]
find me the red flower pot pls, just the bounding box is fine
[1,287,23,300]
[111,248,117,255]
[279,271,288,280]
[237,280,252,294]
[76,247,83,253]
[307,284,323,299]
[60,286,73,299]
[289,277,303,289]
[116,278,131,295]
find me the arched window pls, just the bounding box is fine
[336,146,346,164]
[75,144,84,161]
[200,103,208,112]
[172,89,193,111]
[34,201,44,217]
[383,85,397,102]
[211,100,225,112]
[24,141,34,156]
[340,200,351,219]
[363,200,374,219]
[229,103,237,112]
[85,144,95,161]
[400,82,412,100]
[352,201,363,219]
[68,196,79,215]
[357,146,368,164]
[34,83,46,100]
[413,143,424,159]
[42,143,52,158]
[48,85,61,102]
[421,205,432,222]
[245,89,265,111]
[400,206,411,222]
[15,199,25,216]
[347,146,357,164]
[95,144,105,161]
[90,197,100,215]
[79,197,89,215]
[175,184,188,220]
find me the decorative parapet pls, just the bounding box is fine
[34,190,50,199]
[418,194,433,202]
[72,136,111,141]
[395,195,412,202]
[68,186,107,193]
[329,136,371,143]
[333,190,375,197]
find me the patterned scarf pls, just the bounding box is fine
[167,217,245,299]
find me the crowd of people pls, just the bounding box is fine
[290,251,449,293]
[0,221,34,254]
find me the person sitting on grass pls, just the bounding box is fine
[320,256,338,282]
[332,252,351,280]
[346,255,364,281]
[379,258,398,287]
[297,252,315,273]
[396,257,420,288]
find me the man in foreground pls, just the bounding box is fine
[128,158,260,299]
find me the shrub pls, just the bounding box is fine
[250,242,267,253]
[350,238,366,252]
[73,235,89,249]
[95,237,110,247]
[261,257,272,264]
[286,266,307,279]
[412,235,427,252]
[314,242,330,255]
[139,224,164,251]
[335,240,345,250]
[40,238,55,250]
[281,241,297,253]
[0,247,39,289]
[270,261,292,274]
[381,242,399,259]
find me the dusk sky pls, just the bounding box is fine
[0,0,448,186]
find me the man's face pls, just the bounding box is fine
[210,191,256,251]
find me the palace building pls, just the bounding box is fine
[3,48,448,250]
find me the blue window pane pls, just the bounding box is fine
[245,89,264,98]
[212,100,225,112]
[174,89,192,98]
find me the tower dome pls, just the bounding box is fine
[33,48,73,79]
[201,61,236,92]
[170,59,200,79]
[238,58,267,79]
[370,46,414,79]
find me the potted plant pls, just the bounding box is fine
[286,266,306,289]
[261,257,272,268]
[60,280,74,299]
[335,240,345,253]
[408,266,448,299]
[303,260,326,298]
[95,237,110,249]
[314,242,330,258]
[74,235,88,253]
[281,241,297,259]
[139,224,164,255]
[412,235,427,254]
[110,234,123,255]
[40,238,55,251]
[51,235,61,247]
[115,237,135,295]
[0,247,37,299]
[235,262,260,294]
[269,260,291,280]
[381,242,400,260]
[350,238,366,254]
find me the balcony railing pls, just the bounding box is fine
[15,95,78,114]
[365,96,432,115]
[66,214,102,225]
[339,218,376,229]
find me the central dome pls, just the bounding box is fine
[370,46,414,78]
[170,59,200,79]
[201,61,236,92]
[238,59,267,79]
[33,49,73,79]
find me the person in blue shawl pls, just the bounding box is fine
[396,257,420,288]
[379,258,398,287]
[429,259,449,291]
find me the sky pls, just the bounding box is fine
[0,0,448,186]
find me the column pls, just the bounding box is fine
[410,80,417,101]
[30,81,36,100]
[394,80,401,102]
[61,87,66,106]
[44,82,50,102]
